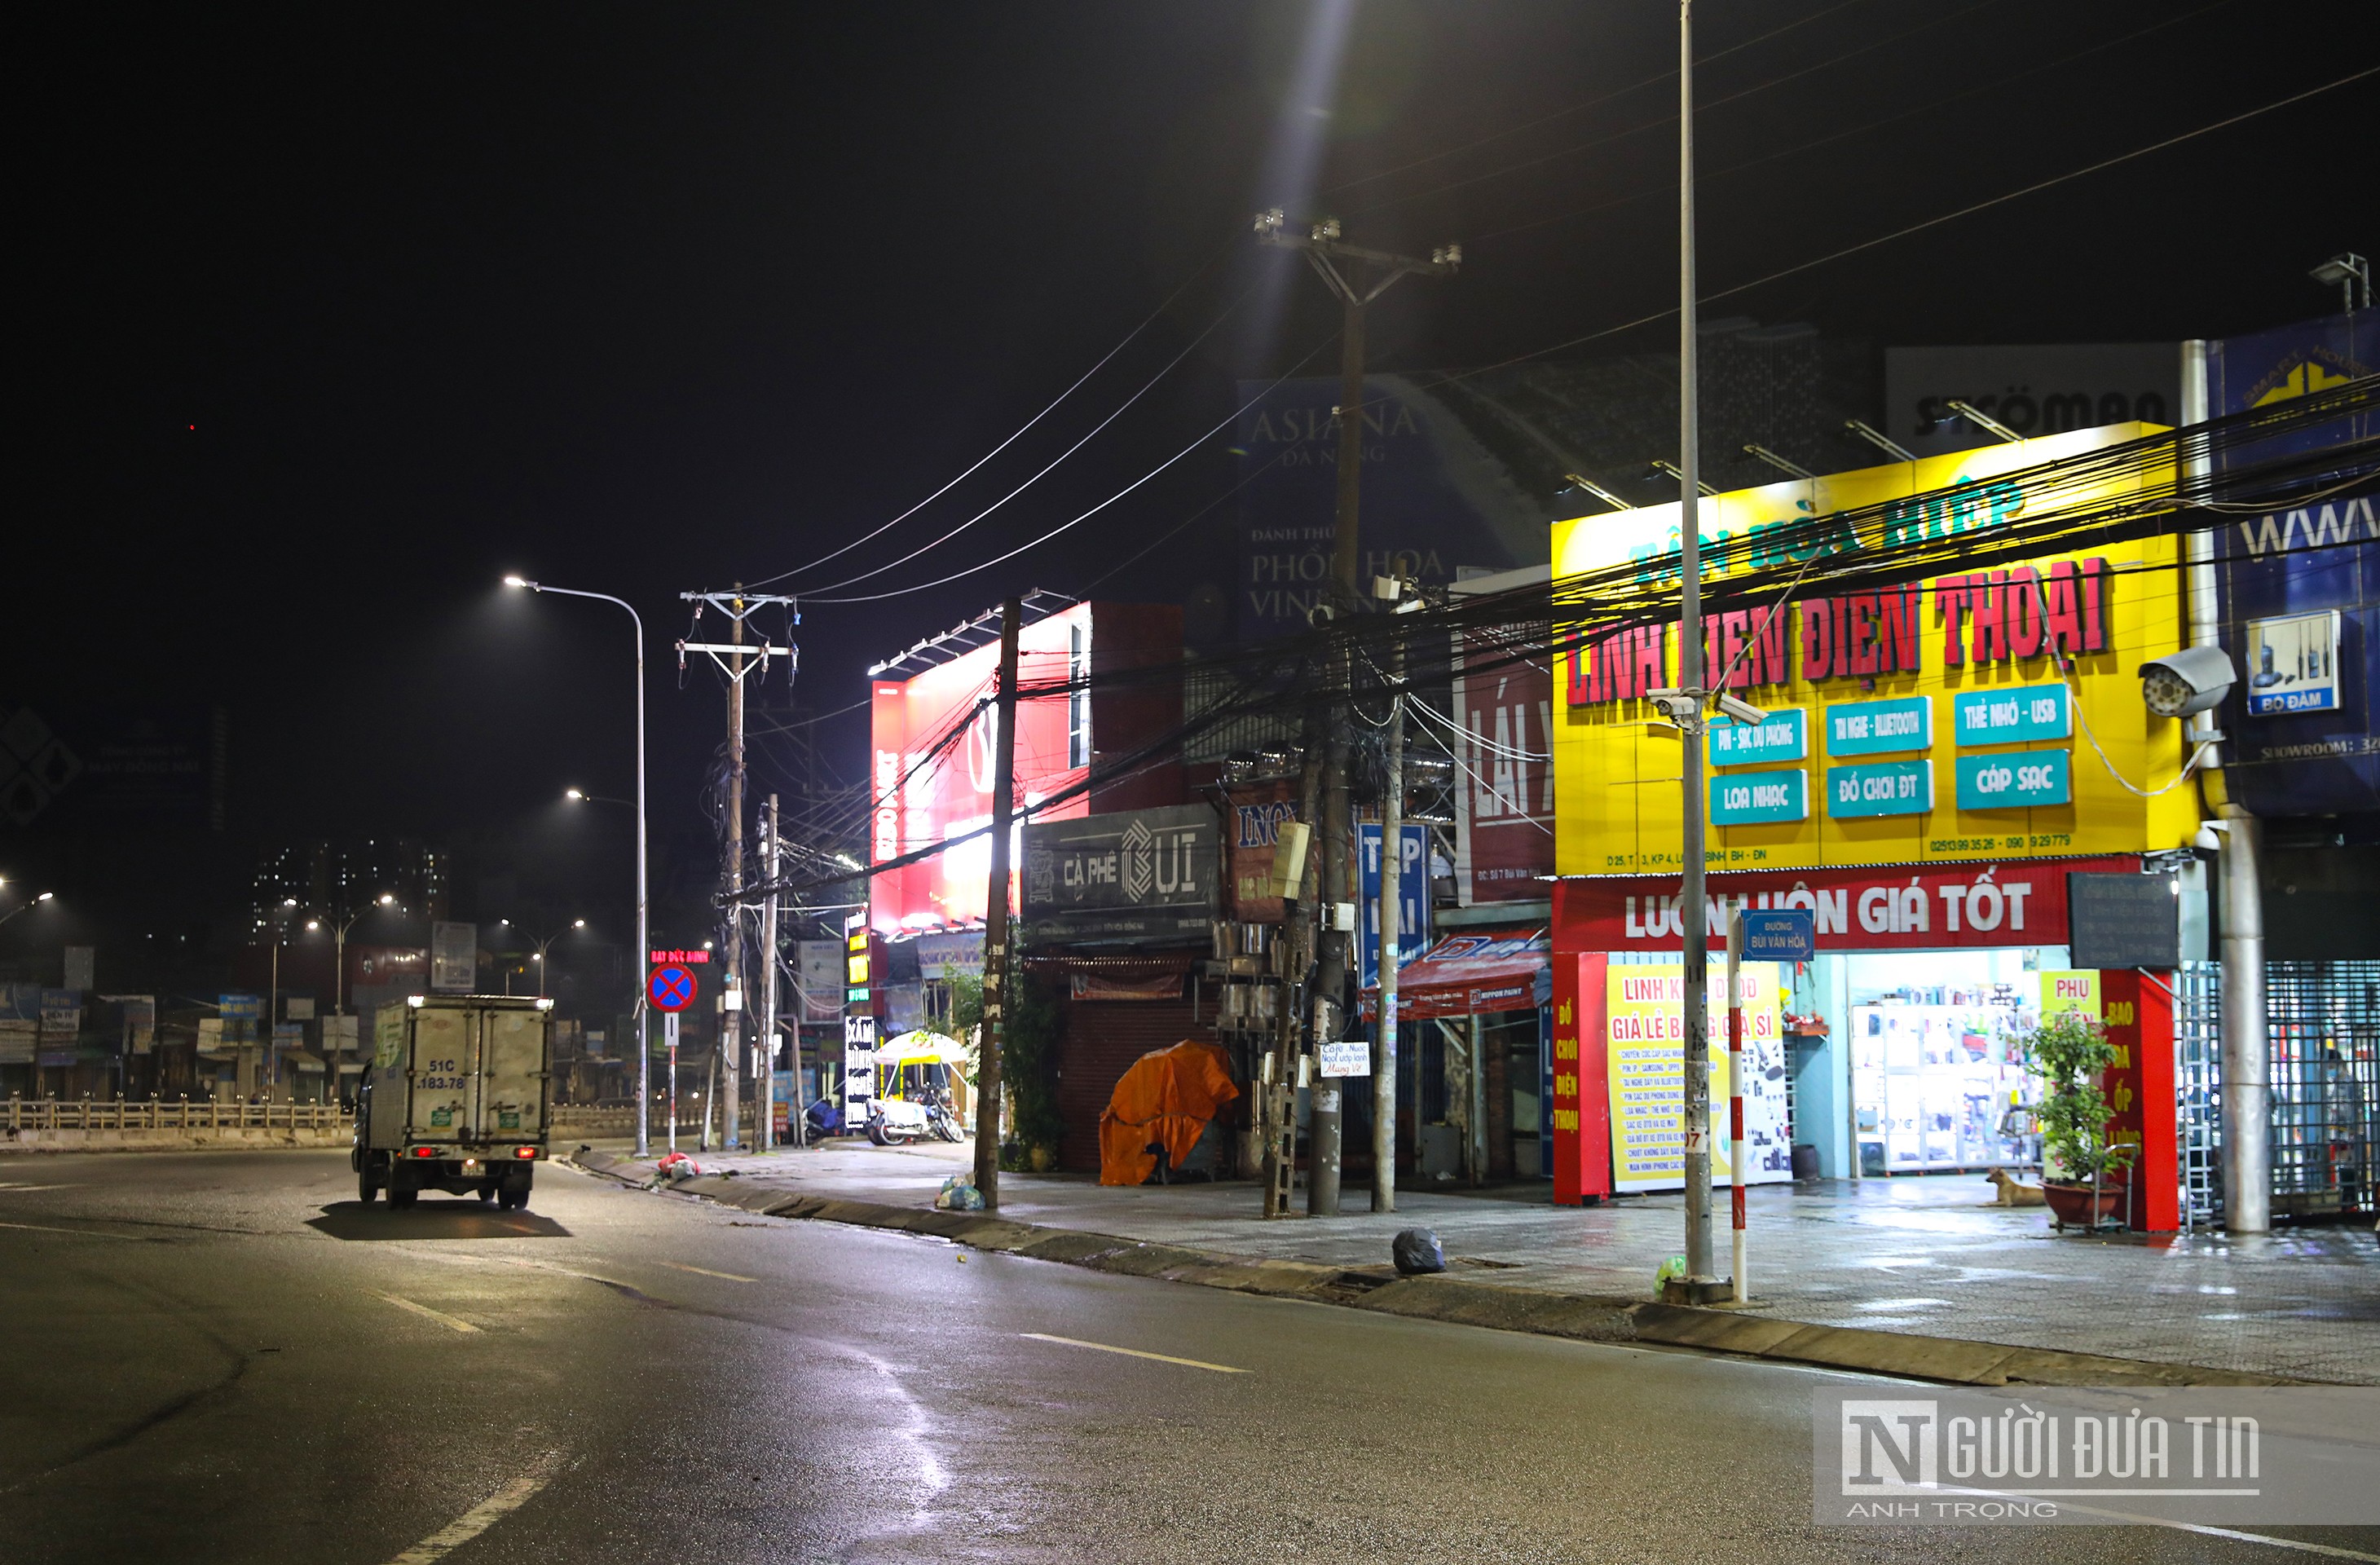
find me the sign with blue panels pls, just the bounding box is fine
[1955,749,2070,809]
[1824,696,1930,756]
[1953,683,2070,746]
[2206,310,2378,816]
[1711,769,1808,826]
[218,993,260,1021]
[1356,822,1432,990]
[1709,708,1808,766]
[1738,907,1815,962]
[1827,760,1934,818]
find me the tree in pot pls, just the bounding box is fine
[2019,1008,2138,1232]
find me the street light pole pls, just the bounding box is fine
[508,577,650,1157]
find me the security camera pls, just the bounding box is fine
[1715,693,1769,726]
[2139,645,2237,718]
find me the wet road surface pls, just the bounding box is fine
[3,1151,2372,1563]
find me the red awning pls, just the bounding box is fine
[1360,929,1550,1021]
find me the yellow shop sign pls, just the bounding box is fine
[1551,425,2200,875]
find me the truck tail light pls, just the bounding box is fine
[513,1146,537,1159]
[411,1146,437,1158]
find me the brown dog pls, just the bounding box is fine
[1988,1167,2047,1207]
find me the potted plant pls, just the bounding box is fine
[2019,1008,2137,1231]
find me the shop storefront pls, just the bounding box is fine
[1360,928,1553,1184]
[1545,424,2201,1228]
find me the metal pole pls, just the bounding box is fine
[2219,808,2270,1232]
[1727,910,1747,1303]
[518,582,650,1157]
[667,1011,679,1153]
[1373,624,1404,1213]
[722,595,746,1151]
[1677,0,1715,1291]
[760,793,779,1153]
[973,597,1022,1210]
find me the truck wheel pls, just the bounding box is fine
[497,1185,525,1212]
[358,1160,378,1204]
[388,1169,418,1210]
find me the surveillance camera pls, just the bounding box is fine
[2139,646,2237,718]
[1715,693,1769,726]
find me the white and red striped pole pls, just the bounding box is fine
[1727,910,1748,1304]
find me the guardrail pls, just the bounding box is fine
[4,1097,351,1133]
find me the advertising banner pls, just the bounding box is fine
[1356,822,1431,989]
[1604,964,1788,1192]
[1882,342,2176,458]
[1555,855,2137,953]
[1232,376,1540,641]
[1551,425,2197,875]
[1225,780,1300,923]
[1023,803,1216,945]
[2205,310,2378,817]
[1451,625,1555,905]
[796,940,844,1023]
[430,921,476,993]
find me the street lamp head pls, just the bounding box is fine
[377,893,395,906]
[565,787,584,801]
[282,897,298,908]
[306,920,320,932]
[572,919,586,928]
[504,575,532,589]
[36,892,53,903]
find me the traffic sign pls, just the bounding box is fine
[648,964,698,1012]
[1738,907,1816,962]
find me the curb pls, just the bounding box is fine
[561,1150,2303,1389]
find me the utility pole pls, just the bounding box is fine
[760,792,781,1153]
[679,589,796,1157]
[1374,601,1407,1214]
[1254,209,1457,1217]
[973,597,1022,1210]
[1673,0,1718,1301]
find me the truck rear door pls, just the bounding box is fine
[478,1007,548,1144]
[406,1006,474,1142]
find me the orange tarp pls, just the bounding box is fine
[1096,1038,1241,1186]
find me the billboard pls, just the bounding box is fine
[430,922,477,993]
[1549,425,2198,875]
[868,604,1094,934]
[1451,624,1554,904]
[1232,374,1540,640]
[0,703,226,831]
[1884,344,2177,459]
[1023,804,1216,945]
[2205,310,2378,818]
[1604,963,1788,1192]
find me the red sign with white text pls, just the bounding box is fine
[1452,625,1554,905]
[870,604,1091,935]
[1554,855,2140,952]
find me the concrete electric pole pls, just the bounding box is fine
[679,588,796,1156]
[974,596,1023,1210]
[1254,209,1456,1216]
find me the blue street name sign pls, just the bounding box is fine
[1738,907,1816,962]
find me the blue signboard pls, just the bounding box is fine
[1357,822,1432,989]
[1709,708,1808,766]
[1738,907,1816,962]
[218,993,260,1021]
[1710,769,1809,826]
[1952,684,2070,746]
[1827,760,1934,818]
[1823,696,1931,756]
[2206,311,2378,817]
[1955,749,2071,810]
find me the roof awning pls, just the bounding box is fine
[284,1051,327,1072]
[1360,929,1551,1021]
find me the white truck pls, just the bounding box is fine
[355,994,554,1210]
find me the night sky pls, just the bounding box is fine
[12,2,2373,952]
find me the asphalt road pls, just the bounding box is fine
[2,1151,2371,1565]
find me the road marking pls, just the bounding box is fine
[368,1291,482,1334]
[1020,1332,1246,1374]
[0,1219,139,1240]
[384,1451,562,1564]
[658,1260,757,1283]
[1955,1490,2380,1560]
[0,1184,75,1192]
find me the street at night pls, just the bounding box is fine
[5,1149,2373,1564]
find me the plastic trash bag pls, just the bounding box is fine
[1391,1227,1446,1275]
[936,1175,985,1212]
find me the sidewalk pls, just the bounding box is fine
[575,1136,2378,1385]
